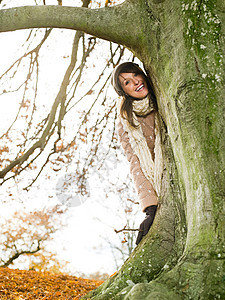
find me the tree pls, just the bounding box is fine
[0,206,67,270]
[0,0,128,191]
[0,0,224,299]
[0,0,135,281]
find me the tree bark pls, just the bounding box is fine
[0,1,144,50]
[0,0,224,298]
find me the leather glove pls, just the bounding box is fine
[136,205,158,245]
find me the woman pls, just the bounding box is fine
[111,62,163,245]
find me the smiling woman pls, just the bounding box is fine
[119,72,149,99]
[111,62,163,245]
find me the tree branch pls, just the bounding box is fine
[0,1,144,49]
[2,240,41,267]
[0,28,83,179]
[114,224,139,234]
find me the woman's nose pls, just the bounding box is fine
[133,77,139,84]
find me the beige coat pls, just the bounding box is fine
[117,110,162,212]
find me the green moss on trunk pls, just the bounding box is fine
[83,1,224,298]
[0,0,224,299]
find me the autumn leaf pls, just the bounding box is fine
[0,267,104,299]
[121,237,127,243]
[87,89,94,95]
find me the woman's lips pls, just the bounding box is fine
[135,83,144,92]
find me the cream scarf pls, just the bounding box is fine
[117,96,163,196]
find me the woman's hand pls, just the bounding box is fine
[136,205,158,245]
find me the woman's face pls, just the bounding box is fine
[119,72,149,99]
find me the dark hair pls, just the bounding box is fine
[111,62,156,127]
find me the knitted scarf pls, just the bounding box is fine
[117,96,163,196]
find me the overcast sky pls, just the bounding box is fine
[0,1,142,277]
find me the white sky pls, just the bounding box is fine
[0,1,142,278]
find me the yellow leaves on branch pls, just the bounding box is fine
[0,146,9,154]
[21,99,31,110]
[0,146,10,169]
[0,206,67,265]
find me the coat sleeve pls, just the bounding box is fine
[117,119,158,212]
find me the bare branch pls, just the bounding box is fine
[114,225,139,234]
[0,29,51,139]
[127,198,139,205]
[0,31,82,179]
[0,1,143,49]
[2,240,41,267]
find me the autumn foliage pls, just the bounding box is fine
[0,267,103,299]
[0,206,67,268]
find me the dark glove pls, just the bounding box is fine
[136,205,158,245]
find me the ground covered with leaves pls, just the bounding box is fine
[0,267,103,299]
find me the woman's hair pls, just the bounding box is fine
[111,62,157,127]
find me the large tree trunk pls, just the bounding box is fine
[0,0,224,298]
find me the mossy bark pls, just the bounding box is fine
[84,1,225,298]
[0,0,224,298]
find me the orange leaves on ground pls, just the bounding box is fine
[0,267,103,299]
